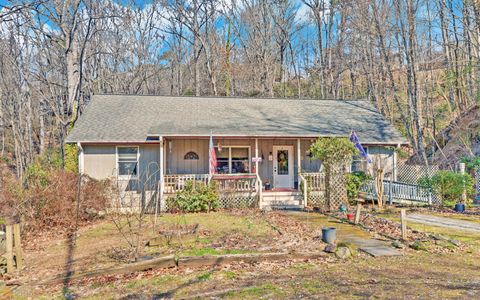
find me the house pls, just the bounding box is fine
[66,95,407,210]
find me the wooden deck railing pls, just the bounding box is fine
[361,180,433,204]
[163,174,209,194]
[212,174,257,193]
[163,174,258,194]
[300,172,325,191]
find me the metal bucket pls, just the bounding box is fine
[322,227,337,244]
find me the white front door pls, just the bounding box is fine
[273,145,294,189]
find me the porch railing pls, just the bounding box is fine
[164,174,209,194]
[301,172,325,191]
[163,174,258,194]
[299,172,325,208]
[213,174,257,193]
[361,180,433,204]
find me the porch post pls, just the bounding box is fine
[255,138,259,176]
[297,138,301,186]
[159,136,165,212]
[255,138,263,208]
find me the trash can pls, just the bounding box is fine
[322,227,337,244]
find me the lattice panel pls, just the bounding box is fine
[325,165,348,211]
[219,192,257,208]
[476,167,480,194]
[397,163,439,184]
[308,191,326,208]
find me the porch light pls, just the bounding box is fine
[217,142,222,152]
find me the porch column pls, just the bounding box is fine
[159,136,165,212]
[255,138,259,176]
[297,138,301,187]
[255,138,263,208]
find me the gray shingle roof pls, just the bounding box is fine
[66,95,407,144]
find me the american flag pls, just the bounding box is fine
[350,130,372,163]
[209,132,217,177]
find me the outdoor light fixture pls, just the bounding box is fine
[217,142,222,152]
[169,141,172,153]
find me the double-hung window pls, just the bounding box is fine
[117,146,139,178]
[215,146,250,174]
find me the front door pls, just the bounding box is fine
[273,146,294,189]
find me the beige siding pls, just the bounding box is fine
[82,141,395,189]
[83,145,116,179]
[166,138,320,185]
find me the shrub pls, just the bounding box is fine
[167,180,219,213]
[309,137,358,166]
[64,143,78,173]
[419,170,475,207]
[1,157,111,236]
[346,171,371,201]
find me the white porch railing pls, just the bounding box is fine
[163,174,259,193]
[299,172,325,207]
[164,174,209,194]
[213,174,257,193]
[361,180,434,204]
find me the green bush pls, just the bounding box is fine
[419,171,475,206]
[346,171,371,201]
[309,137,358,166]
[64,143,78,173]
[167,180,220,213]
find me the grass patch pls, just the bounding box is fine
[226,283,284,298]
[197,271,213,281]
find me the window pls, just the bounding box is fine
[215,146,250,174]
[117,146,139,177]
[184,151,199,160]
[351,147,368,172]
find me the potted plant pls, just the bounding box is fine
[264,180,271,190]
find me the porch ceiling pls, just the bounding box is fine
[66,95,407,145]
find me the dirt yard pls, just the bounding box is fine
[2,208,480,299]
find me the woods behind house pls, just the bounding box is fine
[1,0,480,177]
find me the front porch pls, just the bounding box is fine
[157,137,324,209]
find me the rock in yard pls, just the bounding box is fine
[410,241,428,251]
[262,206,272,213]
[448,239,461,247]
[335,247,352,259]
[435,240,456,250]
[392,240,405,249]
[324,244,337,253]
[430,234,448,241]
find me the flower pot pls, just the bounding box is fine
[346,213,354,221]
[265,183,271,190]
[454,203,465,212]
[321,227,337,244]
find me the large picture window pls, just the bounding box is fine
[117,146,139,178]
[215,146,250,174]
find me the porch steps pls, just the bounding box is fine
[262,191,304,210]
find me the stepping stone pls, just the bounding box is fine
[359,246,402,257]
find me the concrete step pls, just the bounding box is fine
[269,205,304,211]
[265,199,302,206]
[263,191,301,197]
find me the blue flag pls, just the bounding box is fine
[350,130,372,163]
